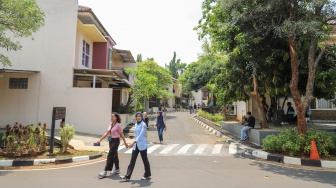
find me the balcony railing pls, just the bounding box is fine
[110,67,129,80]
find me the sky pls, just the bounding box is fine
[78,0,204,67]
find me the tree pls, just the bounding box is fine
[0,0,45,66]
[196,0,336,131]
[127,60,173,112]
[136,54,143,62]
[282,0,335,134]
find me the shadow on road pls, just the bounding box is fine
[250,160,336,186]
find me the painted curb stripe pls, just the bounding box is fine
[55,158,73,164]
[194,144,208,154]
[283,156,301,165]
[0,160,13,167]
[89,154,102,160]
[34,159,56,166]
[301,158,322,167]
[321,160,336,169]
[13,159,34,166]
[72,156,90,162]
[267,154,284,163]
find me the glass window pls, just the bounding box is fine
[108,48,112,70]
[82,40,90,67]
[9,78,28,89]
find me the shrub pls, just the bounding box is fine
[60,124,75,153]
[197,110,225,124]
[262,128,336,157]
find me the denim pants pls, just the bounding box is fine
[125,145,151,179]
[240,126,252,140]
[157,126,164,142]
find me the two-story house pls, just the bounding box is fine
[0,0,136,134]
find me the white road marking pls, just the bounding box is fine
[194,144,208,154]
[229,143,238,154]
[159,144,179,154]
[212,144,223,154]
[118,145,125,151]
[176,144,193,154]
[147,145,162,153]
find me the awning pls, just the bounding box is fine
[73,68,130,88]
[0,69,39,73]
[114,49,136,64]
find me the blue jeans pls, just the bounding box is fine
[157,126,164,142]
[240,126,252,140]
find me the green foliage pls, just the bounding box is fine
[0,0,45,66]
[127,60,173,110]
[60,124,75,153]
[197,110,225,124]
[263,128,336,157]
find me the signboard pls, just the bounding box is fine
[53,107,66,120]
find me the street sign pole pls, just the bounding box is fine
[49,107,66,156]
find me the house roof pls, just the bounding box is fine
[114,49,136,64]
[78,5,116,45]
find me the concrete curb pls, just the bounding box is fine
[193,117,336,169]
[0,153,103,167]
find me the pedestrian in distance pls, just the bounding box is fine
[120,112,151,181]
[143,112,149,137]
[97,112,128,179]
[154,110,166,144]
[239,111,255,142]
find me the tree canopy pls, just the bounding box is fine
[195,0,336,131]
[0,0,45,66]
[127,60,173,110]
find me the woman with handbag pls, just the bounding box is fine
[97,112,128,178]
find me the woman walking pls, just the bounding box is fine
[155,111,166,144]
[97,112,128,178]
[120,112,151,181]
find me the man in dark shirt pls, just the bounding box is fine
[240,111,255,142]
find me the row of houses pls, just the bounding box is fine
[0,0,184,134]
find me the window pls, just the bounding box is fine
[9,78,28,89]
[82,40,90,67]
[108,48,113,70]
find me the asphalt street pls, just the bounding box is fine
[0,112,336,188]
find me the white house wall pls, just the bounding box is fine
[235,101,247,121]
[0,73,40,125]
[191,90,202,106]
[66,88,112,135]
[0,0,79,128]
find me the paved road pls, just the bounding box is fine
[1,112,336,188]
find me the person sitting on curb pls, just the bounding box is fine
[239,111,255,142]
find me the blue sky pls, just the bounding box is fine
[78,0,204,67]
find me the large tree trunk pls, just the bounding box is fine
[288,0,325,134]
[246,75,269,129]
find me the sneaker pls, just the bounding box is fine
[120,175,130,182]
[111,169,121,174]
[141,176,151,180]
[98,171,107,179]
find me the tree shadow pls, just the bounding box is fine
[249,160,336,186]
